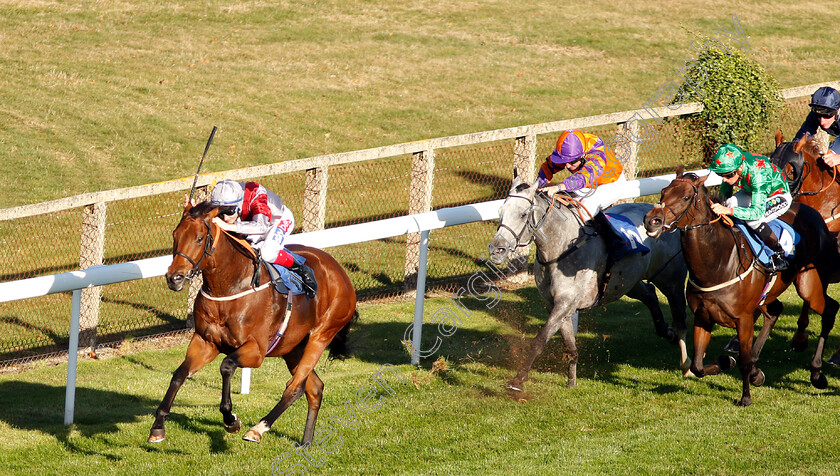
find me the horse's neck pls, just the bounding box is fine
[202,234,260,295]
[681,221,744,281]
[532,203,586,259]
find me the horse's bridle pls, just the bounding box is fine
[174,217,219,281]
[495,193,551,252]
[656,178,716,232]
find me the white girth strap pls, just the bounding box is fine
[199,282,272,301]
[687,260,757,292]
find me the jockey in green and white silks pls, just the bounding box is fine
[709,144,793,272]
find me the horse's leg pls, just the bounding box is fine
[630,280,690,374]
[750,301,781,365]
[244,335,329,444]
[302,370,324,445]
[660,279,690,374]
[690,315,735,379]
[219,339,265,434]
[508,303,576,391]
[791,302,810,352]
[794,270,838,387]
[148,333,220,443]
[626,282,674,342]
[736,316,757,407]
[267,339,324,445]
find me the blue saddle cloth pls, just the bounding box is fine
[734,219,799,267]
[266,251,307,296]
[603,212,650,260]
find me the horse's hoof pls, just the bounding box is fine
[224,415,242,434]
[737,397,752,407]
[242,430,262,443]
[790,337,808,353]
[148,428,166,443]
[718,355,736,371]
[723,337,740,354]
[750,369,766,387]
[812,373,828,390]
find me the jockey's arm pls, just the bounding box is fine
[822,150,840,167]
[234,214,273,237]
[732,189,770,222]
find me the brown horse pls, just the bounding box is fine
[771,132,840,365]
[644,169,839,406]
[148,201,357,444]
[771,131,840,232]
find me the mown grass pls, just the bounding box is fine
[2,285,840,475]
[0,1,838,207]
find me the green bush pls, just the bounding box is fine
[674,38,782,161]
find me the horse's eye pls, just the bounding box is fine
[197,235,204,244]
[683,195,691,201]
[520,211,529,218]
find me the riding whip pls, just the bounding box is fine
[188,125,218,203]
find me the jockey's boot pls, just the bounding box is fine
[289,261,318,298]
[592,212,627,262]
[754,223,789,272]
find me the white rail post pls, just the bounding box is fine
[410,230,431,365]
[65,289,82,425]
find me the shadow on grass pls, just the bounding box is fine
[0,381,163,459]
[347,283,840,403]
[0,378,278,457]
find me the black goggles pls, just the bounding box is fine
[218,206,240,217]
[719,170,739,179]
[812,106,837,119]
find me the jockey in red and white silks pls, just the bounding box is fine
[209,179,296,267]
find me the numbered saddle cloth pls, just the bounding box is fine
[604,212,651,260]
[734,219,799,267]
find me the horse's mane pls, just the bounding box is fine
[188,201,217,217]
[799,136,823,158]
[514,182,531,193]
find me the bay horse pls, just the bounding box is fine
[771,131,840,365]
[148,201,357,444]
[643,169,839,406]
[488,171,689,391]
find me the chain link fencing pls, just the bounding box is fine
[0,91,827,366]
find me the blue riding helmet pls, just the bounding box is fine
[809,86,840,114]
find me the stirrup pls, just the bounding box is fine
[769,253,789,273]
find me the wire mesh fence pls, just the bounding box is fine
[0,91,828,366]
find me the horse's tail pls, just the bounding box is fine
[327,309,358,360]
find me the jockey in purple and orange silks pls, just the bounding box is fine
[537,129,627,226]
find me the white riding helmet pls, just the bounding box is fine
[209,179,244,207]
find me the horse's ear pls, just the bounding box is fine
[794,134,807,153]
[183,193,194,213]
[698,173,709,185]
[775,130,784,147]
[513,168,519,179]
[675,165,685,178]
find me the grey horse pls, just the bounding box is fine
[488,173,689,390]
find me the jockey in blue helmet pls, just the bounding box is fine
[794,86,840,167]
